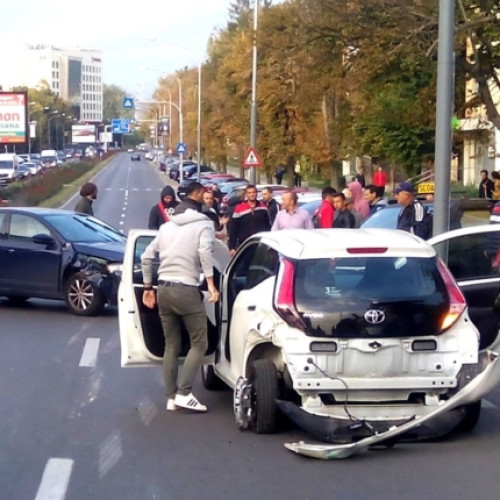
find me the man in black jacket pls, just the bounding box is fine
[332,193,355,228]
[148,185,179,229]
[394,182,432,240]
[261,187,280,225]
[479,169,494,199]
[228,184,271,255]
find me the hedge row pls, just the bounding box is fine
[0,152,115,207]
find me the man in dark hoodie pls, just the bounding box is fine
[148,185,179,229]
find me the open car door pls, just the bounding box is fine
[118,229,230,367]
[429,224,500,351]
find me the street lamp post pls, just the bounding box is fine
[47,112,60,149]
[145,38,202,179]
[28,103,50,155]
[250,0,259,184]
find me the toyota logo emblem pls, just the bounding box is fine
[364,309,386,324]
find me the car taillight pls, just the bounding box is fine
[274,258,307,331]
[436,257,466,331]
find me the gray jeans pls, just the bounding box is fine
[157,284,208,399]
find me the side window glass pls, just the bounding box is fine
[9,214,50,240]
[133,236,158,285]
[228,243,259,297]
[437,232,498,280]
[0,213,6,236]
[246,245,279,289]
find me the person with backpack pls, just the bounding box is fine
[394,182,432,240]
[148,185,179,229]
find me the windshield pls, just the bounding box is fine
[0,161,14,169]
[44,213,127,243]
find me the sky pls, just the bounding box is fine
[0,0,240,99]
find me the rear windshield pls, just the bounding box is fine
[294,256,448,338]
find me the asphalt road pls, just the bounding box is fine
[2,153,500,500]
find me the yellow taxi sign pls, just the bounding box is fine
[417,182,434,194]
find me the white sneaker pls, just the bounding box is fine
[166,399,177,411]
[174,393,207,412]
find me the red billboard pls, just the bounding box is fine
[0,91,28,144]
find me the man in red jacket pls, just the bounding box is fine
[314,186,336,228]
[228,184,271,255]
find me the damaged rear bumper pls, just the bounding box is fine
[282,350,500,459]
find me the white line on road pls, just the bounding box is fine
[35,458,74,500]
[79,338,100,367]
[99,430,123,478]
[482,399,497,409]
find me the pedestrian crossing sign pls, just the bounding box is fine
[242,147,262,168]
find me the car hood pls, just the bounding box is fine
[72,241,125,262]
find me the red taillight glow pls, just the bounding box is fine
[436,257,466,331]
[347,247,388,254]
[275,258,306,331]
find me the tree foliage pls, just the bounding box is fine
[149,0,500,183]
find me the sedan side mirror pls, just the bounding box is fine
[32,233,56,249]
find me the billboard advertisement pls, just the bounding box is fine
[72,124,96,144]
[0,91,28,144]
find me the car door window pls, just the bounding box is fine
[434,231,500,280]
[9,214,51,241]
[133,235,157,285]
[245,244,279,289]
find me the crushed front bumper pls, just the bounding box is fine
[282,350,500,459]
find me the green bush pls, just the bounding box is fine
[0,161,96,206]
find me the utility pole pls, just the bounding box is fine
[433,0,456,238]
[249,0,258,184]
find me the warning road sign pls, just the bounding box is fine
[242,147,262,168]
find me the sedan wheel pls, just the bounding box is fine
[64,273,105,316]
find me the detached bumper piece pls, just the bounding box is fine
[283,351,500,459]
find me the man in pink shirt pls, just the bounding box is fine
[272,191,314,230]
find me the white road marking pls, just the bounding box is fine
[137,396,158,426]
[119,221,124,226]
[98,431,123,478]
[482,399,497,409]
[34,458,74,500]
[79,338,100,367]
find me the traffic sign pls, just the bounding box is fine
[176,142,187,154]
[242,147,262,168]
[111,118,130,134]
[122,97,135,109]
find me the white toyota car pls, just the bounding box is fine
[118,226,500,459]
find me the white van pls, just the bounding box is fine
[40,149,59,168]
[0,153,22,183]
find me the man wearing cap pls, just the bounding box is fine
[394,181,432,240]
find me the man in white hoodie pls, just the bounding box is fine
[141,182,219,412]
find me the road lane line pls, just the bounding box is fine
[34,458,74,500]
[137,396,158,426]
[98,430,123,478]
[482,399,497,409]
[79,338,100,367]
